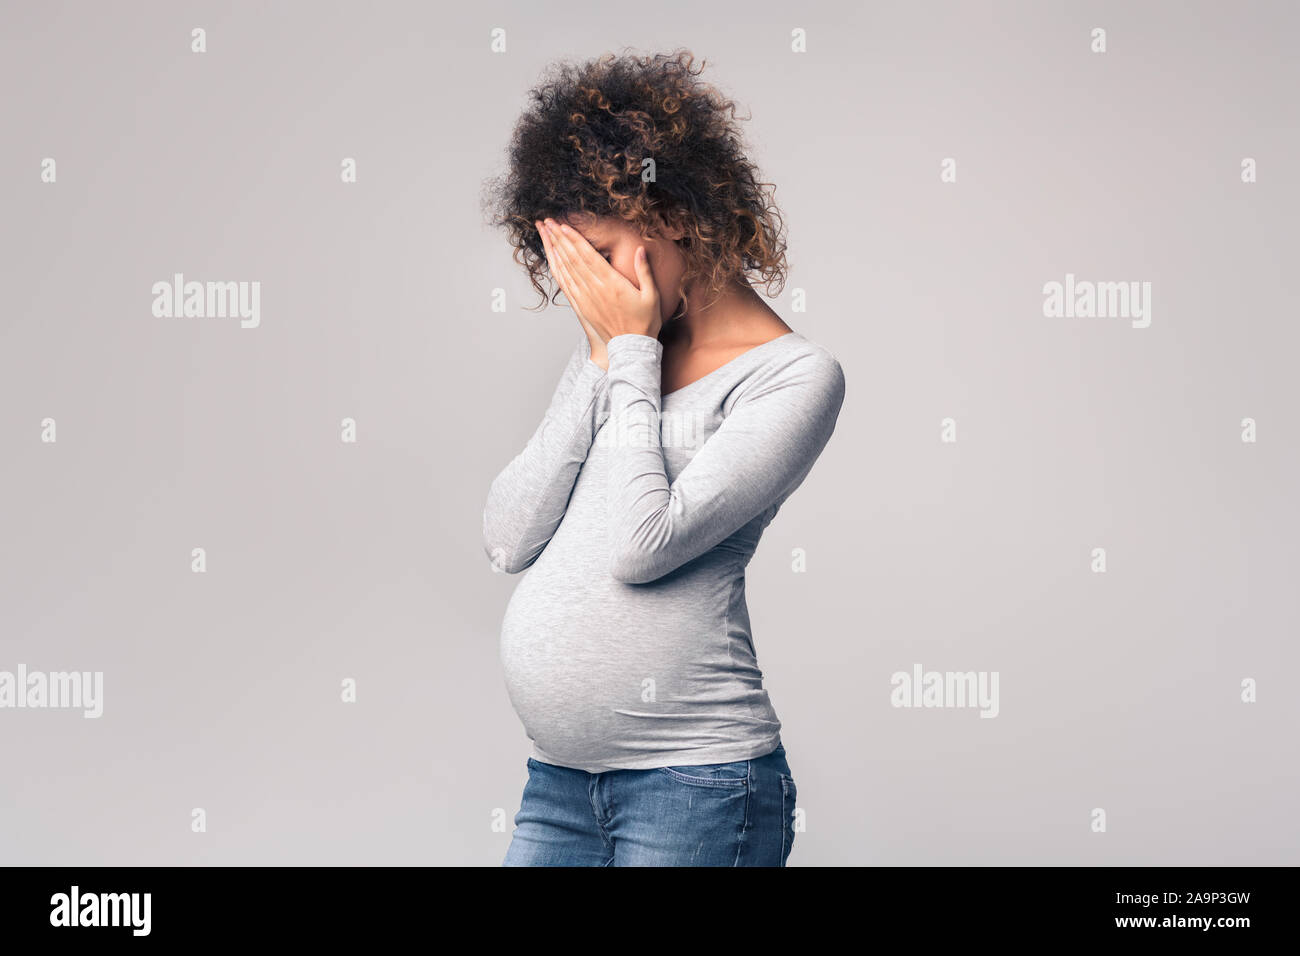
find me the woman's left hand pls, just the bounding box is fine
[541,218,662,343]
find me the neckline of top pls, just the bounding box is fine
[660,331,802,400]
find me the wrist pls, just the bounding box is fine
[606,333,663,359]
[581,330,608,371]
[607,332,660,343]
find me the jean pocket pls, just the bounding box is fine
[656,759,750,788]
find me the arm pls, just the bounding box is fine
[603,333,846,584]
[482,334,608,573]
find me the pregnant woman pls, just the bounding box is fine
[482,50,846,866]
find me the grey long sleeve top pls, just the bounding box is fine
[484,330,846,772]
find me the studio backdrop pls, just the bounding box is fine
[1,0,1297,865]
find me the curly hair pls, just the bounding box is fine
[482,49,788,313]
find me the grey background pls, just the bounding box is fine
[2,0,1296,865]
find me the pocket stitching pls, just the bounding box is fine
[656,765,750,788]
[779,772,796,864]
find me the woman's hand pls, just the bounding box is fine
[537,218,662,354]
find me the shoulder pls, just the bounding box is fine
[733,332,846,422]
[789,333,845,394]
[756,332,844,399]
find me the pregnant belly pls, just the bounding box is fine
[498,560,742,764]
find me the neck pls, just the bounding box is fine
[662,277,770,347]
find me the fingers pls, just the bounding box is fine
[536,218,559,287]
[633,246,658,304]
[554,221,612,287]
[537,219,566,293]
[537,220,585,315]
[545,220,597,303]
[537,218,660,340]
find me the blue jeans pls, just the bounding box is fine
[503,742,798,866]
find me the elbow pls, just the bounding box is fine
[482,502,533,574]
[607,515,677,584]
[485,543,534,575]
[483,531,534,575]
[608,547,663,585]
[485,542,524,574]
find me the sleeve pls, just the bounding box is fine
[603,332,846,585]
[482,334,609,573]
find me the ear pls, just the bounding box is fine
[647,213,686,242]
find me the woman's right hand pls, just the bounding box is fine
[538,220,607,370]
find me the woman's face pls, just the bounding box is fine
[557,212,687,324]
